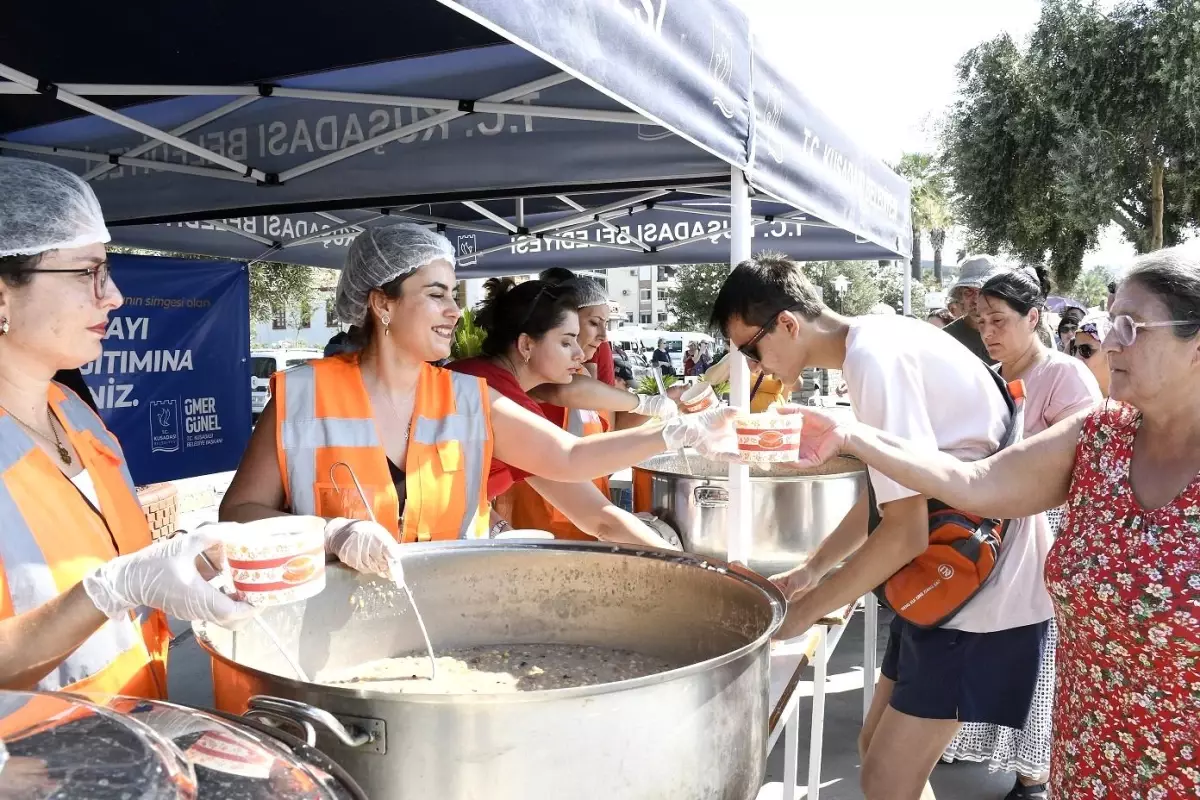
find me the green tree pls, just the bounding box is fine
[248,262,317,323]
[942,0,1200,288]
[1068,264,1116,310]
[800,261,881,316]
[896,152,953,282]
[664,263,731,330]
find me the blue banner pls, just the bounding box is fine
[81,254,251,485]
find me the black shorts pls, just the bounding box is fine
[880,615,1047,729]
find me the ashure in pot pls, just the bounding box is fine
[197,542,784,800]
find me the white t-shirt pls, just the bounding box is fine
[843,316,1053,633]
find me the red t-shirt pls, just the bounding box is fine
[588,341,616,386]
[448,357,544,498]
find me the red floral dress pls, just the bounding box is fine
[1045,404,1200,799]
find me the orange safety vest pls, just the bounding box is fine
[273,354,494,542]
[503,408,609,541]
[0,384,169,699]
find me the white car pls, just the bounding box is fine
[250,349,322,420]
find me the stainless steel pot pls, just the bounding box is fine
[633,453,867,577]
[196,543,784,800]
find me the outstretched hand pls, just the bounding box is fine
[772,405,848,468]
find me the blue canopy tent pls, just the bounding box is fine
[0,2,908,793]
[0,1,909,547]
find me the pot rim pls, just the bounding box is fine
[632,455,864,482]
[196,542,786,704]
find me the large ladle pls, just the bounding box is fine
[330,461,438,680]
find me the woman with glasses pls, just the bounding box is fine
[0,158,265,700]
[942,265,1101,799]
[784,245,1200,799]
[450,277,673,546]
[1072,315,1112,397]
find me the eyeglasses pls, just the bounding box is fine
[737,305,798,362]
[21,261,110,300]
[1073,344,1099,360]
[1109,314,1197,347]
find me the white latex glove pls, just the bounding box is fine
[633,393,679,420]
[661,406,738,459]
[82,526,258,625]
[324,518,406,586]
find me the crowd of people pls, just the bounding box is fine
[1,153,1196,800]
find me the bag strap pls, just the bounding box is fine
[866,364,1025,534]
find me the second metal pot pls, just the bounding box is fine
[633,453,867,577]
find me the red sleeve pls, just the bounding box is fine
[448,358,545,492]
[588,341,616,386]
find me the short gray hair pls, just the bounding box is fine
[1123,245,1200,339]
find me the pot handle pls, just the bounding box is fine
[244,695,372,749]
[694,486,729,508]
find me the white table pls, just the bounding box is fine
[762,595,876,800]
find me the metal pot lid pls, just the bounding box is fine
[0,690,197,799]
[91,697,356,800]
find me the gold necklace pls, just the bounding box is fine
[2,405,72,465]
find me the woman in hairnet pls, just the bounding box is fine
[0,157,260,699]
[220,223,732,550]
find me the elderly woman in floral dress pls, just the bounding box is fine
[785,246,1200,798]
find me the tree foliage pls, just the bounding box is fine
[664,263,733,330]
[896,153,954,282]
[1068,264,1116,309]
[942,0,1200,289]
[248,262,319,322]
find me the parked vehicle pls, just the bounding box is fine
[250,348,321,421]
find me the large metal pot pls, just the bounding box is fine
[633,453,867,577]
[197,542,784,800]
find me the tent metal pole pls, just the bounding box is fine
[386,211,510,236]
[83,95,260,182]
[0,140,255,182]
[902,260,911,315]
[529,189,671,234]
[462,201,519,233]
[516,198,525,228]
[727,166,753,566]
[0,62,269,182]
[278,72,573,183]
[555,195,652,251]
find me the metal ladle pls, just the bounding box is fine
[199,551,311,682]
[657,367,696,474]
[329,461,438,681]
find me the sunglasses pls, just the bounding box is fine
[737,305,798,362]
[1109,314,1197,347]
[1073,343,1099,360]
[21,261,111,300]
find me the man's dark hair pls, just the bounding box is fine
[709,254,824,335]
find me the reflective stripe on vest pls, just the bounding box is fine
[413,373,489,540]
[0,410,145,693]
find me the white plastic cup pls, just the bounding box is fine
[679,382,719,414]
[225,517,327,608]
[734,411,803,463]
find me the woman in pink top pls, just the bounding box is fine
[941,265,1102,799]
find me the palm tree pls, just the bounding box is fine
[896,152,953,283]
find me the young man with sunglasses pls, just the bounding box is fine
[710,254,1051,800]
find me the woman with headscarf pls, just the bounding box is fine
[0,157,262,699]
[781,246,1200,799]
[220,223,728,540]
[451,278,671,545]
[942,265,1101,799]
[1072,314,1112,397]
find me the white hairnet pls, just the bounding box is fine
[335,224,456,326]
[559,276,608,309]
[0,157,111,258]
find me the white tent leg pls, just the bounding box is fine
[902,260,912,316]
[727,166,752,565]
[863,592,878,721]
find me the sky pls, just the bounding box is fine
[738,0,1135,272]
